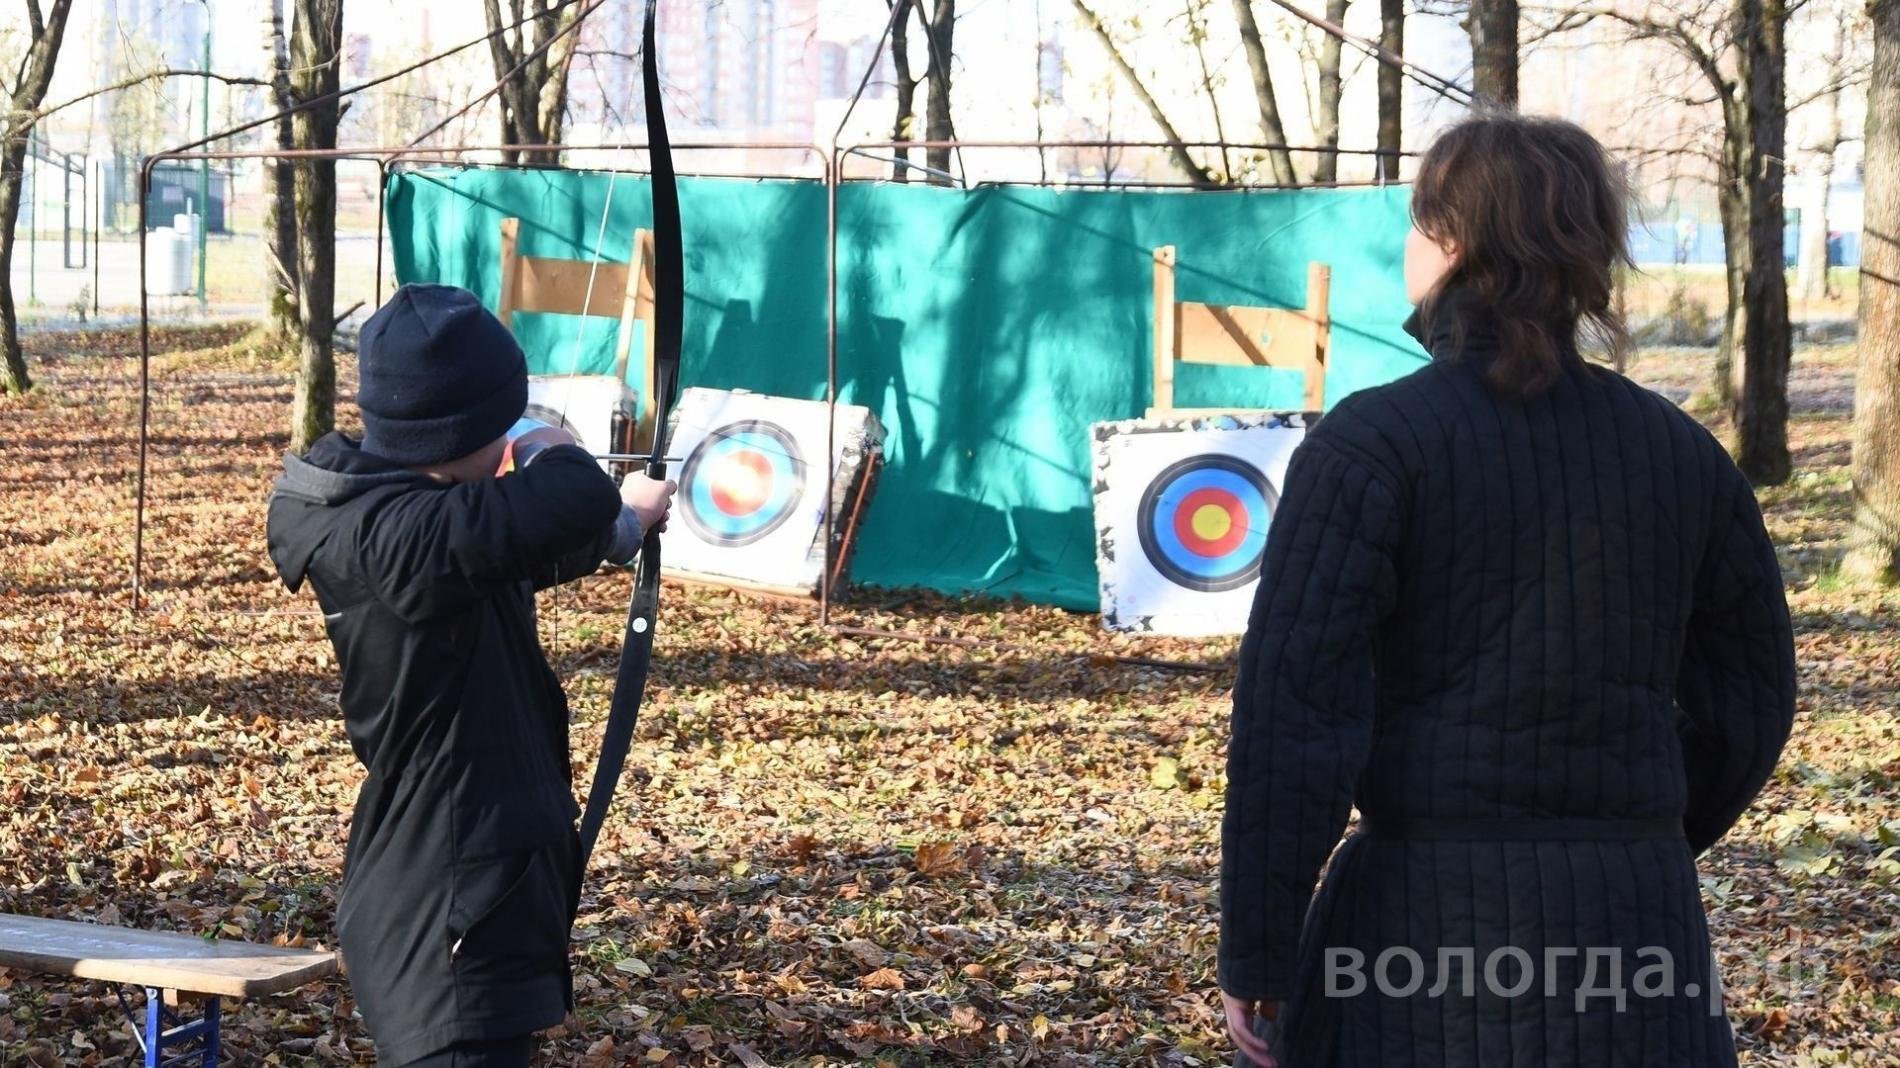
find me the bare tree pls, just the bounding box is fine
[1467,0,1520,106]
[1377,0,1404,180]
[891,0,921,182]
[1729,0,1794,483]
[1187,0,1235,181]
[1793,2,1855,302]
[923,0,957,182]
[289,0,343,453]
[1232,0,1299,183]
[483,0,585,166]
[263,0,299,338]
[1552,0,1794,482]
[1847,0,1900,578]
[1070,0,1216,185]
[0,0,74,396]
[1314,0,1351,182]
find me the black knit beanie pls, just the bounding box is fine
[357,284,528,465]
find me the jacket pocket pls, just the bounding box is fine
[447,843,571,983]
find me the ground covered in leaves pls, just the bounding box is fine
[1,328,1896,1066]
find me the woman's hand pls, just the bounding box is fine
[1221,991,1281,1067]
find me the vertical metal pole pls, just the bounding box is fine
[63,154,73,269]
[374,161,388,305]
[821,149,839,627]
[199,996,221,1065]
[135,158,155,611]
[142,988,162,1068]
[93,157,101,316]
[28,134,36,306]
[197,10,212,307]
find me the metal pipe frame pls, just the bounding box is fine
[134,133,1398,675]
[836,139,1418,190]
[133,141,827,608]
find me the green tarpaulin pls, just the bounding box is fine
[386,168,1427,610]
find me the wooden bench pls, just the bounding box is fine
[0,913,337,1067]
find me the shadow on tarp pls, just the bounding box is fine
[386,170,1426,611]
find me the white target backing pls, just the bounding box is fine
[526,374,637,468]
[1092,412,1308,635]
[661,388,884,595]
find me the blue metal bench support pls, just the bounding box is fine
[123,986,220,1067]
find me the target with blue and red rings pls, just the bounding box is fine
[1135,454,1277,592]
[678,420,807,547]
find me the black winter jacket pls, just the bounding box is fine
[267,433,629,1063]
[1218,292,1797,1066]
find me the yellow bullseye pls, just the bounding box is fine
[1190,503,1232,542]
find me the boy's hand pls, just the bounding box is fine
[621,474,678,534]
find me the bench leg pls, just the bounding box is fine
[143,990,160,1068]
[138,987,221,1067]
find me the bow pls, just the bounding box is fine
[578,0,682,862]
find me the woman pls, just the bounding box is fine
[1217,115,1796,1067]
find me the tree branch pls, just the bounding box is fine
[1526,2,1733,100]
[14,69,274,125]
[1071,0,1217,186]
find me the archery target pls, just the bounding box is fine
[526,374,637,468]
[679,420,806,547]
[1092,412,1308,635]
[1136,454,1278,592]
[661,388,885,594]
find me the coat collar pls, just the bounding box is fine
[1403,286,1502,363]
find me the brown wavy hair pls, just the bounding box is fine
[1411,114,1633,399]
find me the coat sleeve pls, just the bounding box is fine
[357,444,622,622]
[1675,468,1797,855]
[1219,433,1403,1001]
[529,507,641,592]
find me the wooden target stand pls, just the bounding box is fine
[498,217,660,454]
[496,217,881,602]
[1150,245,1332,417]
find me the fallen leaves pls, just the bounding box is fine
[0,331,1893,1065]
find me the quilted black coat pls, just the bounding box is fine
[1218,290,1797,1067]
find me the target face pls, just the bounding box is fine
[1136,455,1279,592]
[679,420,806,547]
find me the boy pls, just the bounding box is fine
[267,284,676,1066]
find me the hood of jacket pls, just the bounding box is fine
[268,432,432,591]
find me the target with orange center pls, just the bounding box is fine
[1136,454,1276,592]
[679,420,805,547]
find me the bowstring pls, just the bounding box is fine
[548,33,650,661]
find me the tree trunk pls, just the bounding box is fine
[1315,0,1349,183]
[0,164,33,395]
[1466,0,1519,108]
[1231,0,1298,184]
[484,0,581,167]
[892,0,918,183]
[1377,0,1404,181]
[1846,0,1900,579]
[289,0,342,453]
[1796,12,1846,302]
[263,0,299,339]
[1072,0,1214,186]
[0,0,77,396]
[1730,0,1792,485]
[924,0,956,183]
[1188,0,1234,182]
[1715,132,1748,405]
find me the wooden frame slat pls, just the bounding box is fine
[1150,245,1331,416]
